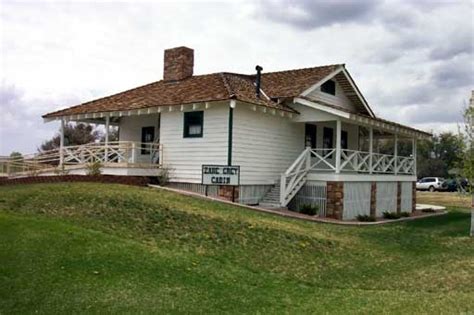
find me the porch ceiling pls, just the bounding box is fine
[293,97,431,140]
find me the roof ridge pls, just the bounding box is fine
[219,73,235,98]
[261,63,345,76]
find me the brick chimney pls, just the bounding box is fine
[163,46,194,81]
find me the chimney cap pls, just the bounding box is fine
[255,65,263,71]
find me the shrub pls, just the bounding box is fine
[356,214,376,222]
[299,204,319,216]
[422,208,436,213]
[155,167,171,186]
[86,161,102,176]
[54,164,70,176]
[400,212,411,217]
[382,211,401,219]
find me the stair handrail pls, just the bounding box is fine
[280,147,311,206]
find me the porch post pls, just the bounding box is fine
[104,116,110,163]
[369,127,373,174]
[335,119,342,174]
[59,118,65,166]
[394,134,398,175]
[412,137,417,176]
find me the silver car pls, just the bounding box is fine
[416,177,445,192]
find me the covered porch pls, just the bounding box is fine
[1,141,162,178]
[3,113,163,177]
[279,97,430,207]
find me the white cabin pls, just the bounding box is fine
[37,46,430,220]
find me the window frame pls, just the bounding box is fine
[141,126,155,155]
[305,124,317,148]
[323,127,334,157]
[341,130,348,150]
[183,111,204,138]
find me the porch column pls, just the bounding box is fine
[59,118,65,166]
[412,138,417,176]
[394,134,398,175]
[104,116,110,163]
[335,119,342,174]
[369,127,373,174]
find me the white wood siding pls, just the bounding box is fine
[307,80,356,112]
[376,182,397,216]
[343,182,371,220]
[119,114,160,163]
[160,105,228,183]
[401,182,413,212]
[233,105,304,185]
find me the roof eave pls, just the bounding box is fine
[294,97,431,139]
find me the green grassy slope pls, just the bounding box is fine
[0,183,473,314]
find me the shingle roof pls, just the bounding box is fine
[260,64,342,98]
[43,65,341,118]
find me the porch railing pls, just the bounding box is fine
[0,141,162,177]
[280,147,415,206]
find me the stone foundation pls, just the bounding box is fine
[218,185,239,202]
[412,182,417,212]
[370,182,377,217]
[397,182,402,214]
[326,181,344,220]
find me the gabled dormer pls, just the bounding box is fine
[299,65,375,118]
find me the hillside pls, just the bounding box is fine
[1,183,473,313]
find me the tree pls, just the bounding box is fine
[458,96,474,236]
[99,126,119,142]
[9,151,23,173]
[39,123,101,152]
[416,132,465,178]
[460,102,474,186]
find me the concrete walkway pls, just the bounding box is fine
[148,184,448,226]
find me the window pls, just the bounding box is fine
[341,131,348,150]
[141,126,155,154]
[183,111,204,138]
[305,124,317,148]
[323,127,334,157]
[321,80,336,96]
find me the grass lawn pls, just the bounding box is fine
[417,191,472,208]
[1,183,473,314]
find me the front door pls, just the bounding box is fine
[305,124,317,148]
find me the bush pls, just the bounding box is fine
[422,208,436,213]
[382,211,401,220]
[86,161,102,176]
[400,212,411,217]
[356,214,376,222]
[299,204,319,216]
[156,167,171,186]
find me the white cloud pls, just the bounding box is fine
[0,0,473,154]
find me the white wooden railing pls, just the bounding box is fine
[280,147,415,206]
[0,141,162,177]
[280,148,311,207]
[61,141,162,165]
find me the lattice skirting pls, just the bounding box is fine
[287,183,327,217]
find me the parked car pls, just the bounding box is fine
[440,179,458,192]
[416,177,445,192]
[440,178,471,192]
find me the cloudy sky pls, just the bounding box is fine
[1,0,473,155]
